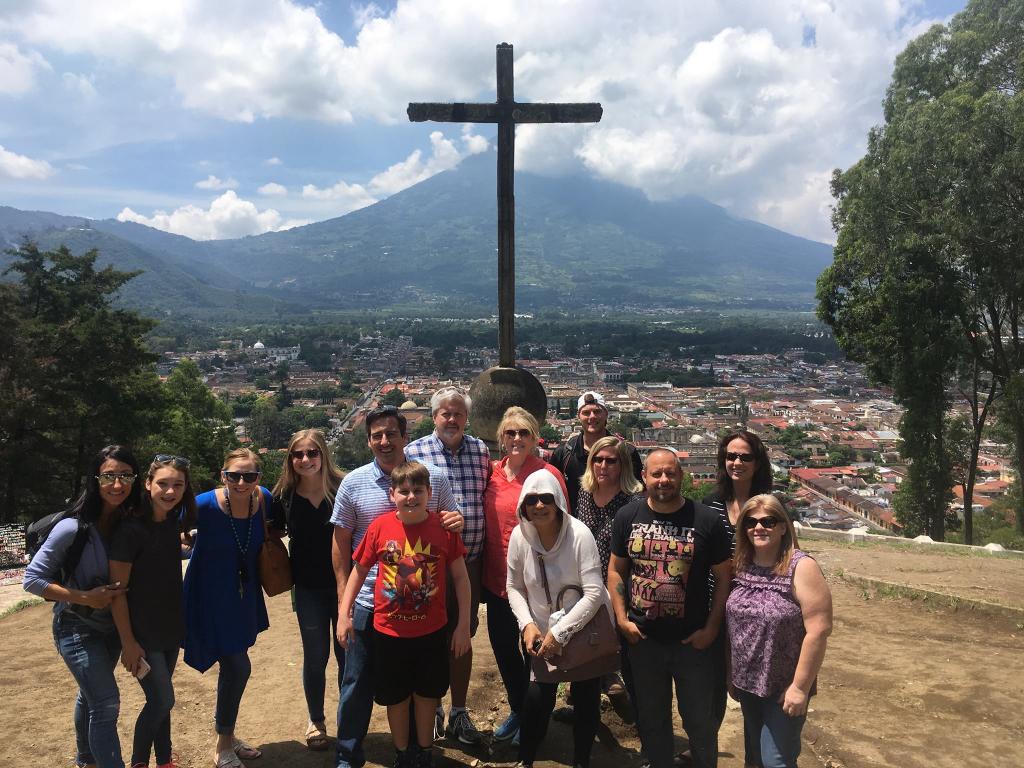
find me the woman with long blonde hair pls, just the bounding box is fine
[269,429,344,751]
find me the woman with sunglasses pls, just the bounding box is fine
[481,407,569,746]
[506,470,613,768]
[727,495,832,768]
[109,455,197,768]
[24,444,140,768]
[269,429,344,752]
[183,448,271,768]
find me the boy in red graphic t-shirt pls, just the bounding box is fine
[339,461,471,768]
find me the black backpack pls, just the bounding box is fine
[26,510,91,583]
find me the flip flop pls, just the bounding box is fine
[305,721,330,751]
[215,749,242,768]
[232,739,262,760]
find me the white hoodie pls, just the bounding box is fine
[505,470,613,646]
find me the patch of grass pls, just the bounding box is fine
[0,597,42,619]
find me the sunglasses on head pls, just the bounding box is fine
[504,428,532,439]
[290,448,321,460]
[743,516,780,530]
[96,472,136,487]
[726,451,756,463]
[592,456,618,465]
[524,493,556,507]
[223,470,261,484]
[154,454,191,469]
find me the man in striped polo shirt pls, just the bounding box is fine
[331,405,464,768]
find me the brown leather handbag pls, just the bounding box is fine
[258,498,292,597]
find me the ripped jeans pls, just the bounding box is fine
[53,611,124,768]
[294,585,344,724]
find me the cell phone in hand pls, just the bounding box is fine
[135,657,151,680]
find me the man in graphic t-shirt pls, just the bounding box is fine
[608,448,732,768]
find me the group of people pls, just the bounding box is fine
[24,386,833,768]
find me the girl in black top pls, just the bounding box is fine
[109,455,197,768]
[270,429,344,751]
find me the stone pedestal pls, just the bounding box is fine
[469,366,547,454]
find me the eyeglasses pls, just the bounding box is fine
[524,493,556,507]
[504,428,532,439]
[592,456,619,465]
[290,448,322,460]
[154,454,191,469]
[96,472,136,487]
[223,470,261,484]
[742,516,780,530]
[726,451,756,463]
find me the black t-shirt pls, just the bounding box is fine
[109,515,184,651]
[270,492,337,591]
[610,496,730,642]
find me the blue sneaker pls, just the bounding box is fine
[493,711,520,742]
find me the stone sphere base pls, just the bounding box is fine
[468,366,547,454]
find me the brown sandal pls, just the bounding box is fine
[305,721,330,751]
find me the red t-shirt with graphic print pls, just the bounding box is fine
[353,510,466,638]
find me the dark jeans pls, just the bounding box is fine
[294,585,344,723]
[132,647,179,765]
[336,603,375,768]
[736,689,805,768]
[482,589,528,715]
[519,676,601,767]
[628,638,719,768]
[53,612,124,768]
[215,651,251,734]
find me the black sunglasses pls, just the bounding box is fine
[154,454,191,469]
[223,470,261,484]
[592,456,618,465]
[524,493,556,507]
[743,516,780,530]
[726,451,756,463]
[290,448,321,460]
[96,472,136,487]
[504,428,532,439]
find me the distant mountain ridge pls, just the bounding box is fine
[0,154,833,315]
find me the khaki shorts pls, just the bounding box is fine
[446,556,482,637]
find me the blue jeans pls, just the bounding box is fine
[336,603,374,768]
[132,648,179,765]
[628,638,718,768]
[736,689,805,768]
[53,611,124,768]
[215,651,251,734]
[294,585,344,723]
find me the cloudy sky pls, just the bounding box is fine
[0,0,966,243]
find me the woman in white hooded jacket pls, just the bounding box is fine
[506,470,615,768]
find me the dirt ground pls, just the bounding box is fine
[1,540,1022,768]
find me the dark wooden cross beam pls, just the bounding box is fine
[409,43,602,368]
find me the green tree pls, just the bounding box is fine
[335,431,372,470]
[409,417,435,441]
[142,358,237,489]
[382,388,406,407]
[0,242,163,522]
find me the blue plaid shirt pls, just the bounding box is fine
[331,457,459,610]
[405,432,490,561]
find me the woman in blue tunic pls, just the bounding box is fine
[183,448,270,768]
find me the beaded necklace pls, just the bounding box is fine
[223,488,255,598]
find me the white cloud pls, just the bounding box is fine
[257,182,287,196]
[366,129,488,196]
[195,174,238,190]
[5,0,954,240]
[300,179,377,216]
[116,190,308,240]
[0,144,55,180]
[0,42,50,94]
[264,156,282,166]
[61,71,96,99]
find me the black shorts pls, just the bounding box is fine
[446,556,482,637]
[372,627,450,705]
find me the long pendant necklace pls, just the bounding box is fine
[224,488,255,598]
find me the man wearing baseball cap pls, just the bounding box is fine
[550,391,643,516]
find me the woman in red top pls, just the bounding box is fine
[482,406,568,746]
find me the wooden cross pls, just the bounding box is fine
[409,43,602,368]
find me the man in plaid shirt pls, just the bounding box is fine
[405,386,491,746]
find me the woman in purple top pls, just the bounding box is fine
[726,495,832,768]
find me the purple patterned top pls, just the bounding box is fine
[726,550,810,698]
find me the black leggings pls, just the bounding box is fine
[518,675,601,767]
